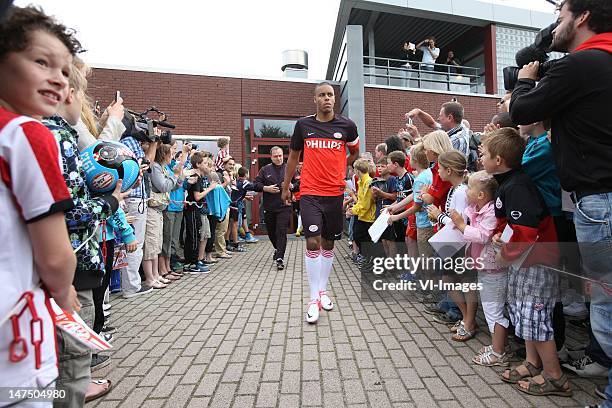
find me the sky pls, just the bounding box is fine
[16,0,557,80]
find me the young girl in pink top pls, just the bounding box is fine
[450,171,509,366]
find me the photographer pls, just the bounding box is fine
[509,0,612,400]
[416,37,440,71]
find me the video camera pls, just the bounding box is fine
[502,22,559,91]
[122,106,176,144]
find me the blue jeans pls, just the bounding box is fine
[348,216,355,241]
[573,192,612,406]
[437,294,462,321]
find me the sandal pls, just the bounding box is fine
[515,372,572,397]
[451,326,476,342]
[501,360,541,384]
[473,350,510,367]
[450,320,463,333]
[162,273,181,281]
[477,344,511,356]
[84,379,112,402]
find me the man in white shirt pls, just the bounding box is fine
[416,37,440,71]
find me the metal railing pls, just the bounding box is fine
[363,56,484,94]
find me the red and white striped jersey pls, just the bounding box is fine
[0,107,73,388]
[215,147,229,172]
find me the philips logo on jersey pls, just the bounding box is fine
[305,139,343,150]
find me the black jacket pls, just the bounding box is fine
[253,163,290,212]
[509,49,612,198]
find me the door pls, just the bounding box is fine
[249,143,292,235]
[243,117,298,235]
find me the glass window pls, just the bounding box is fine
[253,119,296,139]
[244,118,251,154]
[257,144,290,155]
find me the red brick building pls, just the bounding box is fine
[88,67,497,232]
[88,67,497,168]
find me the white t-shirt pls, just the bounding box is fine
[437,184,468,226]
[0,108,73,390]
[419,46,440,66]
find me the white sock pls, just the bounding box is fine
[305,249,321,301]
[320,249,334,293]
[298,215,303,229]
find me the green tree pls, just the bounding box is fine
[258,123,290,138]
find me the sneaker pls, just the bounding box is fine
[171,261,184,272]
[232,245,247,253]
[594,384,606,399]
[122,285,153,299]
[305,300,320,323]
[238,236,246,243]
[558,344,570,363]
[563,301,588,318]
[423,304,446,315]
[432,313,459,325]
[276,258,285,270]
[90,354,111,372]
[184,263,211,274]
[295,227,303,237]
[102,332,113,342]
[102,303,111,312]
[567,346,586,361]
[103,309,111,318]
[101,325,116,334]
[319,291,334,311]
[420,293,438,304]
[196,261,210,270]
[562,355,608,378]
[245,233,258,243]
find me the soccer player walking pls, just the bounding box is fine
[282,82,360,323]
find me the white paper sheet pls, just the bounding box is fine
[500,224,514,243]
[368,210,391,243]
[497,224,534,271]
[428,223,466,258]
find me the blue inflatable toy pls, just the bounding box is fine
[80,141,140,194]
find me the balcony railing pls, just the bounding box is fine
[363,57,485,94]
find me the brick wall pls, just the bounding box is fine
[88,68,319,165]
[88,68,498,164]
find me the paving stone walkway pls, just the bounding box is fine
[90,237,605,408]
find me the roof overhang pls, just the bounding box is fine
[326,0,557,78]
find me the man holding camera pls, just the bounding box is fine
[509,0,612,402]
[416,37,440,71]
